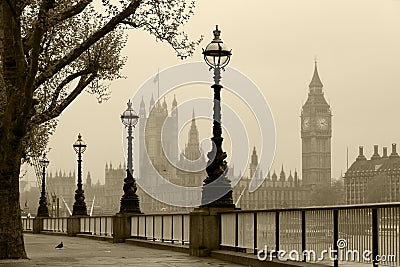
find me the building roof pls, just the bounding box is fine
[309,61,323,88]
[346,144,400,176]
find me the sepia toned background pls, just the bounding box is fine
[22,0,400,186]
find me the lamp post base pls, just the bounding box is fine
[72,189,87,216]
[119,169,141,214]
[120,197,141,213]
[201,138,235,208]
[200,176,235,208]
[37,204,49,217]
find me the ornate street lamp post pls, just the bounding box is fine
[201,25,235,208]
[72,134,88,216]
[120,100,141,213]
[37,153,50,217]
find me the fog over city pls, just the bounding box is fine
[22,0,400,186]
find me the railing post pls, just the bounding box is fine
[275,211,280,253]
[137,216,139,237]
[301,210,306,262]
[161,215,164,242]
[253,212,257,255]
[153,215,155,241]
[333,209,339,267]
[113,213,134,243]
[171,215,174,244]
[67,216,81,237]
[33,217,43,234]
[235,213,239,251]
[182,214,185,245]
[144,216,147,240]
[189,208,231,257]
[372,208,379,267]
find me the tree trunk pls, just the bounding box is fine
[0,148,27,259]
[0,1,29,259]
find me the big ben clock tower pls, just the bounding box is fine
[301,62,332,188]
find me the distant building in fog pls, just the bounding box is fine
[22,62,336,214]
[344,144,400,204]
[234,63,333,209]
[234,147,308,209]
[301,62,332,188]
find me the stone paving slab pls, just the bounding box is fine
[0,233,245,267]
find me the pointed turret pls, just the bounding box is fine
[150,94,155,110]
[182,108,201,162]
[171,95,178,118]
[288,171,293,182]
[272,170,277,181]
[163,97,167,110]
[280,164,286,181]
[309,60,323,89]
[86,172,92,186]
[172,94,177,108]
[250,147,258,178]
[301,60,331,187]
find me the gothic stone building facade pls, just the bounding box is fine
[26,63,334,214]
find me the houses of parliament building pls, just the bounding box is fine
[21,62,335,215]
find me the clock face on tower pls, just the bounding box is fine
[303,118,310,129]
[317,118,328,130]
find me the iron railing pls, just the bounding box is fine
[21,217,34,231]
[219,203,400,267]
[43,217,68,232]
[130,213,190,245]
[79,216,114,236]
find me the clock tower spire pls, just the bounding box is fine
[301,61,332,188]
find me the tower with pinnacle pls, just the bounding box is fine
[301,62,332,188]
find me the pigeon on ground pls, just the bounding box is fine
[55,242,63,249]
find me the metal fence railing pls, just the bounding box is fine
[21,217,34,231]
[219,203,400,267]
[130,214,190,245]
[79,216,114,236]
[42,217,68,232]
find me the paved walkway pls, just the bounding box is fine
[0,234,245,267]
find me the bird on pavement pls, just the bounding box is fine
[55,242,63,249]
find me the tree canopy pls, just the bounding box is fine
[0,0,201,259]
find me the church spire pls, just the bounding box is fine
[309,60,323,89]
[172,94,177,108]
[149,93,155,110]
[184,109,201,161]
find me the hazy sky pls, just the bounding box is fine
[23,0,400,187]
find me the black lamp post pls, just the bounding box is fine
[72,133,88,216]
[201,25,235,208]
[119,100,141,213]
[37,153,49,217]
